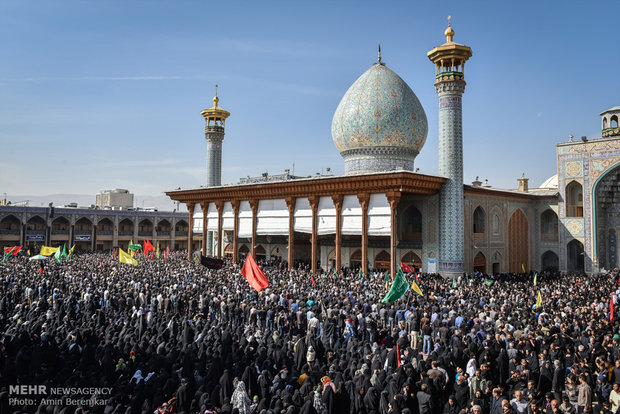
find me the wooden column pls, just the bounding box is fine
[387,192,402,279]
[358,193,370,275]
[332,195,343,275]
[308,196,319,275]
[200,202,208,257]
[232,200,240,264]
[216,201,224,259]
[187,203,195,260]
[250,199,259,257]
[285,197,296,271]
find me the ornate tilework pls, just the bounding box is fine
[436,79,466,277]
[565,160,583,178]
[332,63,428,174]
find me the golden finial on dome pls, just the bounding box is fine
[213,84,219,107]
[445,15,454,42]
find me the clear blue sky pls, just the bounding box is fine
[1,0,618,198]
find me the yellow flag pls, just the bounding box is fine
[119,248,138,266]
[69,245,76,257]
[39,246,59,256]
[411,280,424,296]
[533,273,537,286]
[536,291,542,309]
[521,263,526,273]
[156,242,160,259]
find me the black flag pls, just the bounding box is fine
[200,255,223,269]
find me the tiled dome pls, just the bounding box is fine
[332,62,428,174]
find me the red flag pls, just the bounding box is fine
[241,253,269,292]
[3,246,22,256]
[415,273,421,283]
[143,240,155,258]
[396,343,402,367]
[400,261,415,273]
[311,274,316,287]
[39,267,44,274]
[611,294,614,324]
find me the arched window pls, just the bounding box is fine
[540,209,559,242]
[603,118,608,129]
[565,181,583,217]
[374,250,390,270]
[400,205,422,242]
[612,115,619,128]
[492,214,501,236]
[473,207,485,233]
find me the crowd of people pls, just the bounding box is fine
[0,250,619,414]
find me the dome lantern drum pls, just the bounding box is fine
[331,62,428,175]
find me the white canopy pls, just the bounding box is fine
[206,203,218,231]
[317,196,336,235]
[256,199,289,235]
[368,193,391,236]
[341,195,362,235]
[238,201,252,238]
[294,197,313,234]
[222,202,234,231]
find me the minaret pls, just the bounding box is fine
[201,86,230,255]
[201,85,230,187]
[427,17,472,280]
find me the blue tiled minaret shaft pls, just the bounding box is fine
[427,18,472,280]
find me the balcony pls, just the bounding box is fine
[176,231,188,236]
[118,230,133,236]
[138,231,153,237]
[435,71,464,81]
[26,230,45,235]
[98,230,113,235]
[0,229,20,235]
[75,230,92,236]
[157,231,171,236]
[603,127,620,138]
[205,125,225,133]
[51,229,69,235]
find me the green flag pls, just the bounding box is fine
[452,278,457,288]
[465,273,469,283]
[61,244,69,259]
[382,269,408,303]
[2,252,9,264]
[54,246,63,264]
[484,279,494,286]
[358,268,363,280]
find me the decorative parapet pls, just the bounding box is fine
[603,127,620,137]
[435,71,464,81]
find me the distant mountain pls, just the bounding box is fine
[4,194,187,212]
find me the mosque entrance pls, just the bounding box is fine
[350,249,362,270]
[473,252,486,274]
[508,209,529,273]
[567,239,585,273]
[594,164,620,270]
[401,251,422,271]
[374,250,390,270]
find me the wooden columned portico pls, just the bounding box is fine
[216,201,224,259]
[358,193,370,275]
[387,191,401,279]
[186,203,195,260]
[232,200,240,264]
[200,201,208,257]
[308,196,319,275]
[250,199,259,257]
[285,197,296,271]
[332,194,343,273]
[167,171,447,269]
